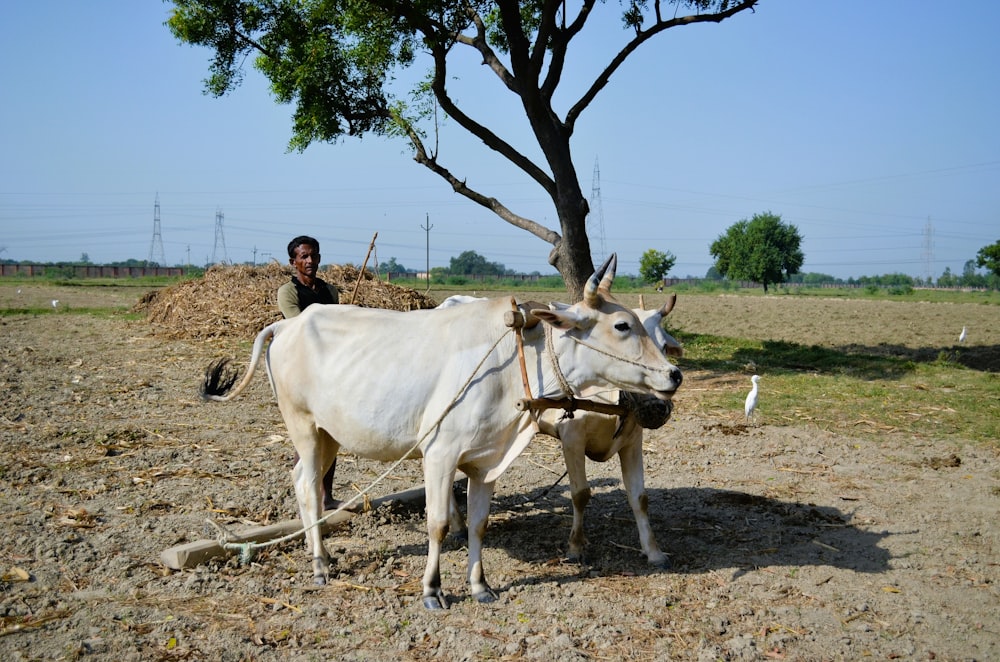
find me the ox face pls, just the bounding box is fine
[531,256,682,400]
[636,296,684,359]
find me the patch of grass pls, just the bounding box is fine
[675,332,1000,445]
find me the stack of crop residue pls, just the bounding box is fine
[134,262,437,340]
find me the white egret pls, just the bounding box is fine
[959,326,967,343]
[51,299,59,308]
[744,375,760,423]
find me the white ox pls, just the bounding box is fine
[201,255,682,609]
[437,293,683,568]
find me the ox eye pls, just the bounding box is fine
[614,321,631,332]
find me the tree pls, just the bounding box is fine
[166,1,760,299]
[976,239,1000,277]
[449,250,506,276]
[704,265,723,280]
[638,248,676,285]
[709,212,804,293]
[378,257,411,273]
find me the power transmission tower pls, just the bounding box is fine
[147,193,166,266]
[921,217,934,284]
[211,208,229,265]
[588,156,607,265]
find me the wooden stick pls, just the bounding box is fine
[515,396,627,418]
[349,231,378,305]
[160,478,458,570]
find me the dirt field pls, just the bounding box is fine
[1,284,997,661]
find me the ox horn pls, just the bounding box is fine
[584,253,617,308]
[660,292,677,317]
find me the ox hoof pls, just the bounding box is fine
[422,593,449,610]
[564,552,586,565]
[311,557,330,585]
[472,588,497,604]
[649,555,672,570]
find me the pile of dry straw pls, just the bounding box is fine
[134,262,437,340]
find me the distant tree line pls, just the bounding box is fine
[5,237,999,290]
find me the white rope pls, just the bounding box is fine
[218,327,516,561]
[564,333,670,372]
[544,324,574,398]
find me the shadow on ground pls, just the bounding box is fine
[679,332,1000,376]
[380,479,891,589]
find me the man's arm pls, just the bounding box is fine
[277,282,302,318]
[325,282,340,304]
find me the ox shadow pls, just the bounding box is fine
[486,483,892,586]
[379,479,892,596]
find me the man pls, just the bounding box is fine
[277,236,341,510]
[277,235,339,317]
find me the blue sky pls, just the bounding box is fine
[1,1,997,280]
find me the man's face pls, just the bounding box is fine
[291,243,320,280]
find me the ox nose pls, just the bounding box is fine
[669,367,683,387]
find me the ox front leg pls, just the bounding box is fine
[420,465,457,610]
[619,437,670,568]
[465,476,497,604]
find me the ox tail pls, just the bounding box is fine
[201,321,280,402]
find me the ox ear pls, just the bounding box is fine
[530,307,585,331]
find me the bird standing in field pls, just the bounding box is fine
[959,326,967,343]
[744,375,760,424]
[51,299,59,308]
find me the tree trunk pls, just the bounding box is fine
[534,128,595,301]
[547,182,595,301]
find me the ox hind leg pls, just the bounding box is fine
[289,421,340,584]
[618,434,669,568]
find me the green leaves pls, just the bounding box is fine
[638,248,677,284]
[710,212,804,292]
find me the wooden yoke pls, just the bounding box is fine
[515,396,628,417]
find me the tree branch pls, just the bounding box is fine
[399,117,561,245]
[425,37,557,197]
[565,0,759,129]
[538,0,596,100]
